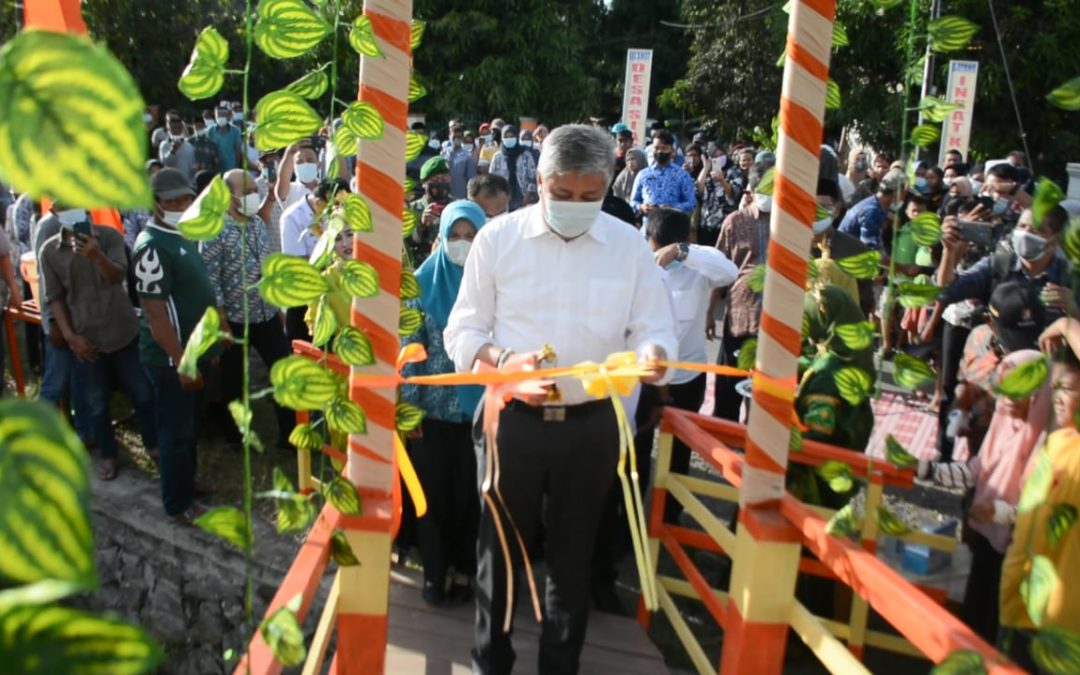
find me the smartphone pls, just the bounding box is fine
[976,195,995,211]
[308,134,325,152]
[73,221,93,240]
[956,219,994,247]
[431,203,446,217]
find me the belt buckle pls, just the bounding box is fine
[543,407,567,422]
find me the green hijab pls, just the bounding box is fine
[803,284,874,374]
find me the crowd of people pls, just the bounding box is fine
[1,103,1078,673]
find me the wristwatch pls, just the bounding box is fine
[676,243,689,261]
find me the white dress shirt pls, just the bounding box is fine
[279,196,318,258]
[444,204,678,405]
[659,245,738,385]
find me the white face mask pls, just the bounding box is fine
[238,193,262,217]
[428,139,441,150]
[444,240,472,266]
[754,194,773,213]
[463,142,475,151]
[943,177,955,187]
[521,140,534,149]
[812,216,833,235]
[216,115,230,127]
[543,195,603,239]
[161,210,184,227]
[233,112,244,123]
[143,113,153,124]
[502,137,518,149]
[295,162,319,184]
[483,134,493,144]
[56,209,88,228]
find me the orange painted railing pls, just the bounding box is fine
[643,407,1022,674]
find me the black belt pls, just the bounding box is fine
[506,398,611,422]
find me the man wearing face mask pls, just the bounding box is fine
[207,104,244,172]
[441,124,477,200]
[467,173,511,219]
[158,111,196,182]
[630,129,696,227]
[838,169,905,251]
[409,157,453,265]
[444,125,677,675]
[132,169,219,522]
[477,121,502,175]
[810,178,873,315]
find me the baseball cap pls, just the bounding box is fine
[151,168,196,200]
[989,281,1046,353]
[610,122,630,135]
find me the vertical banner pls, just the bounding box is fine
[938,60,979,165]
[621,49,653,147]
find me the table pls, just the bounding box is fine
[4,300,41,397]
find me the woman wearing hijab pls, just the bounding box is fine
[960,348,1052,642]
[612,148,647,204]
[401,200,487,606]
[489,125,538,211]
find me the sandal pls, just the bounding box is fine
[98,459,118,481]
[933,461,974,489]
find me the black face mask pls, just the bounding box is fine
[426,183,448,200]
[655,151,672,165]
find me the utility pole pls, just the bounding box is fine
[916,0,943,159]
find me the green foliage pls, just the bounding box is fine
[399,307,424,337]
[817,460,855,494]
[1019,451,1054,514]
[195,506,253,551]
[885,434,918,469]
[400,270,421,300]
[1020,554,1059,627]
[228,400,263,452]
[396,402,425,433]
[893,353,936,390]
[896,280,941,309]
[1033,178,1065,226]
[995,356,1049,400]
[835,251,881,281]
[348,15,382,58]
[330,530,360,567]
[825,79,841,111]
[339,260,380,298]
[0,31,150,210]
[271,468,315,534]
[254,0,331,59]
[259,596,306,666]
[929,650,986,675]
[789,426,803,453]
[909,211,942,247]
[254,91,323,151]
[260,254,330,307]
[834,366,872,406]
[270,356,338,410]
[747,265,766,294]
[178,307,222,379]
[927,16,978,53]
[179,175,231,241]
[405,131,426,162]
[1047,77,1080,111]
[910,123,941,149]
[876,505,911,535]
[342,194,373,232]
[325,396,367,435]
[311,295,338,348]
[737,338,757,371]
[285,66,331,100]
[323,476,363,516]
[288,423,324,451]
[409,75,428,104]
[835,322,876,351]
[918,95,961,124]
[825,502,861,541]
[333,326,376,367]
[1031,626,1080,675]
[178,27,229,101]
[334,126,359,158]
[1047,504,1078,548]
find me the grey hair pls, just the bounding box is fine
[537,125,615,183]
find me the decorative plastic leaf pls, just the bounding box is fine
[1062,218,1080,268]
[995,355,1049,400]
[308,215,343,271]
[325,395,367,434]
[402,208,418,239]
[228,400,263,452]
[737,337,757,371]
[885,434,918,469]
[1031,626,1080,675]
[194,506,252,550]
[408,75,427,103]
[929,650,986,675]
[338,259,379,298]
[405,131,426,162]
[259,253,329,306]
[755,169,775,197]
[254,0,331,59]
[288,423,323,450]
[1019,450,1053,513]
[178,27,228,101]
[818,460,855,494]
[177,307,221,380]
[404,177,416,194]
[254,91,322,151]
[834,366,872,406]
[1047,503,1078,548]
[911,124,941,149]
[928,16,979,52]
[1021,555,1059,627]
[342,101,384,140]
[348,15,382,57]
[285,68,329,100]
[831,22,849,48]
[311,294,337,347]
[835,322,875,351]
[396,402,425,433]
[910,211,942,246]
[271,467,314,534]
[179,175,230,241]
[835,250,881,280]
[330,529,360,566]
[400,307,423,337]
[270,356,337,410]
[342,194,373,233]
[789,426,803,453]
[0,31,151,209]
[400,270,421,300]
[411,19,425,51]
[333,124,358,158]
[896,280,942,309]
[747,265,766,293]
[876,506,911,535]
[333,326,376,366]
[825,502,862,540]
[919,95,962,124]
[893,354,936,390]
[0,604,163,674]
[1033,178,1065,226]
[259,601,306,666]
[1047,77,1080,111]
[323,476,362,515]
[0,400,95,587]
[825,79,841,111]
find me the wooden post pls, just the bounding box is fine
[724,0,836,671]
[336,0,413,672]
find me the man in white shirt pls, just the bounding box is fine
[158,111,196,182]
[445,125,677,675]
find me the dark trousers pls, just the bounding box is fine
[72,337,158,458]
[696,226,720,248]
[937,322,970,462]
[221,317,294,445]
[960,531,1003,643]
[714,329,749,423]
[146,365,201,516]
[473,401,619,675]
[413,418,478,588]
[284,306,311,343]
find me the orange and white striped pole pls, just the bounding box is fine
[336,0,413,672]
[722,0,836,672]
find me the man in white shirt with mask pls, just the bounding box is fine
[445,125,677,675]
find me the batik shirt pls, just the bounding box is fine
[630,163,697,215]
[199,214,279,325]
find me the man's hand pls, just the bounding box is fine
[73,233,102,259]
[1042,283,1078,318]
[706,311,718,341]
[640,203,654,216]
[940,216,968,258]
[1039,316,1078,353]
[47,322,68,350]
[640,344,668,384]
[501,350,552,406]
[421,203,440,227]
[178,370,204,391]
[654,243,681,268]
[68,334,98,363]
[968,501,993,524]
[7,285,23,308]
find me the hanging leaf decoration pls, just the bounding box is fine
[348,15,382,58]
[333,326,375,367]
[178,27,229,101]
[323,476,363,515]
[896,280,942,309]
[747,265,766,293]
[194,506,252,550]
[342,101,384,140]
[399,307,423,337]
[1047,77,1080,111]
[410,19,425,51]
[737,338,757,371]
[405,131,426,162]
[259,599,306,666]
[287,423,323,451]
[928,16,979,53]
[341,194,373,233]
[1033,178,1065,226]
[408,75,427,103]
[1031,625,1080,675]
[831,22,849,48]
[270,356,338,410]
[834,366,873,406]
[911,124,941,149]
[284,67,330,100]
[876,506,911,536]
[825,79,841,111]
[395,402,425,433]
[1019,451,1054,513]
[835,250,881,280]
[893,354,936,390]
[177,307,222,379]
[1021,555,1059,627]
[178,175,230,241]
[311,294,337,348]
[918,95,962,123]
[995,355,1049,400]
[338,260,379,298]
[330,529,360,566]
[325,396,367,435]
[825,503,862,541]
[259,254,329,307]
[254,91,322,151]
[835,322,876,351]
[817,460,856,494]
[885,434,918,469]
[254,0,331,60]
[400,270,421,300]
[1047,503,1078,548]
[334,124,358,158]
[929,650,986,675]
[909,211,942,247]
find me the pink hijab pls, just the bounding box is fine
[970,349,1052,552]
